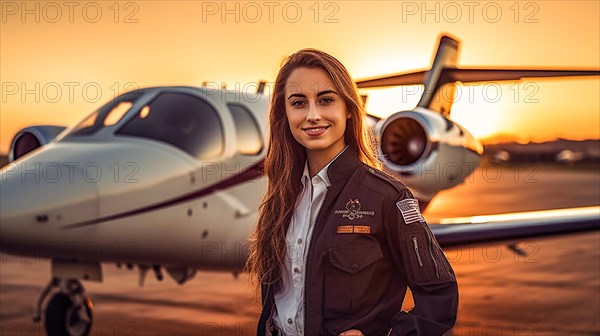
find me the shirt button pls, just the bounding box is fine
[293,267,301,274]
[297,238,303,244]
[287,318,293,324]
[352,263,359,271]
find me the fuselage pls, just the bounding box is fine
[1,86,269,272]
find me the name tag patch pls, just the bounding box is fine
[334,199,375,220]
[336,225,371,234]
[396,199,424,225]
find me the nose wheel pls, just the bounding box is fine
[34,278,94,336]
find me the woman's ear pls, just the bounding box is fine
[347,112,351,119]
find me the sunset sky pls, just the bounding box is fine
[1,0,599,154]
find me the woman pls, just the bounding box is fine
[246,49,458,336]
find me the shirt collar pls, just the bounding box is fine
[301,145,349,187]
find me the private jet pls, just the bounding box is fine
[1,34,598,336]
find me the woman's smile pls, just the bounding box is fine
[302,125,330,136]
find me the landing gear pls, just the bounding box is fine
[34,278,94,336]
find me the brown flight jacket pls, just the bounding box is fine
[256,147,458,336]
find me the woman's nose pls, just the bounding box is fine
[306,104,322,122]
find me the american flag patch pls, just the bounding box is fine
[396,199,424,225]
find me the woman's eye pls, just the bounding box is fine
[291,100,306,107]
[320,96,334,104]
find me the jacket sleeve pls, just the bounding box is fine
[384,188,459,336]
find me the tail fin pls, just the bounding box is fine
[417,35,459,117]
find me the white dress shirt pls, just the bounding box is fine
[271,146,348,335]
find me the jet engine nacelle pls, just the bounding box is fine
[8,126,66,163]
[375,107,483,200]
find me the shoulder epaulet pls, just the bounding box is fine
[363,164,408,193]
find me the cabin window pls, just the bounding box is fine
[117,92,224,160]
[227,103,263,155]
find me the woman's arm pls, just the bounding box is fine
[385,189,459,336]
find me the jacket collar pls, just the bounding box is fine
[325,145,361,186]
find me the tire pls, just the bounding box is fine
[45,292,92,336]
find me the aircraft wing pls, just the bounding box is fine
[430,206,599,247]
[356,71,427,88]
[356,68,600,88]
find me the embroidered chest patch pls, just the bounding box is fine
[396,199,424,225]
[334,199,375,220]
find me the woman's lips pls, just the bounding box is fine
[303,126,329,136]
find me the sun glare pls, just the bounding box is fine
[450,84,507,140]
[363,84,506,140]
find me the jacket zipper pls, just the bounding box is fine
[428,234,440,280]
[412,236,423,267]
[256,283,270,336]
[303,186,329,334]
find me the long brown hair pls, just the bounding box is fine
[245,49,380,292]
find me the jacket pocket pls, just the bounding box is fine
[402,226,455,285]
[324,237,383,318]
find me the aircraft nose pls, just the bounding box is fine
[0,157,99,254]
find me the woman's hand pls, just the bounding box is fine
[339,329,364,336]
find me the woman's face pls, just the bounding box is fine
[284,67,350,158]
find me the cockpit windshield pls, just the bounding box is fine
[61,90,225,160]
[63,91,143,138]
[115,92,225,160]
